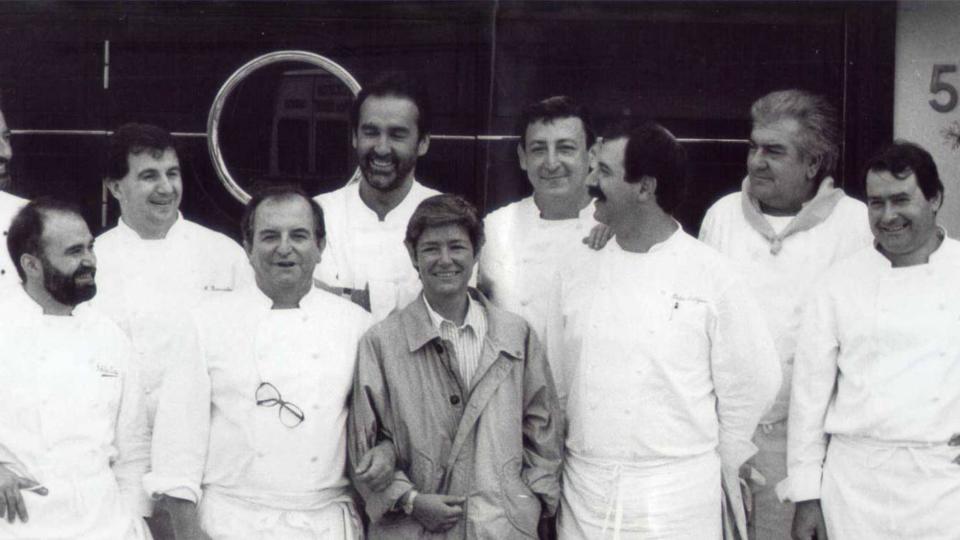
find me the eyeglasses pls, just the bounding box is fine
[255,382,306,428]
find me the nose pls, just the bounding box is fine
[544,147,560,169]
[156,175,173,194]
[747,148,766,171]
[82,247,97,268]
[373,134,391,155]
[880,201,898,223]
[277,234,294,254]
[585,169,598,188]
[438,246,454,265]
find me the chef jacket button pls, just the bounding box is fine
[450,395,461,406]
[256,452,265,458]
[310,456,318,463]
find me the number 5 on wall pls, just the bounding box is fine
[930,64,958,113]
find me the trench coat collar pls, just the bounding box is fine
[401,288,527,360]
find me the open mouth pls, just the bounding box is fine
[433,270,460,279]
[275,261,296,268]
[367,155,397,172]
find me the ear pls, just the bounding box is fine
[351,129,358,150]
[316,236,327,258]
[517,143,529,172]
[636,176,658,203]
[242,238,253,259]
[931,191,944,213]
[806,154,823,180]
[416,134,430,157]
[405,240,419,272]
[20,253,41,280]
[105,178,123,201]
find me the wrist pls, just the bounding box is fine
[402,489,419,515]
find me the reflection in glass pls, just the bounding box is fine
[216,61,356,198]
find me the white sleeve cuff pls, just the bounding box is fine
[143,474,201,504]
[775,465,822,503]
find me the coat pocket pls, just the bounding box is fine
[499,456,541,538]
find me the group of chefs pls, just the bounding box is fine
[0,71,957,540]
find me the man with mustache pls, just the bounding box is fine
[698,90,872,539]
[779,142,960,539]
[0,99,29,292]
[147,185,379,539]
[545,119,780,539]
[0,198,150,539]
[478,96,604,342]
[314,72,441,321]
[91,123,251,536]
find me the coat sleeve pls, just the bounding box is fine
[348,330,414,522]
[775,285,839,503]
[142,316,211,504]
[520,326,563,517]
[709,271,782,472]
[112,335,152,518]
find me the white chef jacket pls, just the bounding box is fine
[146,285,372,514]
[478,196,597,339]
[91,213,252,423]
[0,286,150,539]
[700,191,871,423]
[0,190,27,292]
[546,228,780,537]
[314,179,439,321]
[778,237,960,503]
[547,227,780,469]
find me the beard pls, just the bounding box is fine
[42,258,97,306]
[358,149,417,193]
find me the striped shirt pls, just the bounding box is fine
[423,294,488,387]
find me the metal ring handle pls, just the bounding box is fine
[207,50,362,204]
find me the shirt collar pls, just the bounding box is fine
[422,293,483,334]
[116,212,185,241]
[248,280,324,311]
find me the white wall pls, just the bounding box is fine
[894,1,960,236]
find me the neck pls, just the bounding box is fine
[426,290,469,326]
[882,229,944,268]
[613,205,678,253]
[258,279,312,310]
[758,181,819,217]
[23,282,74,316]
[123,215,175,240]
[359,176,414,221]
[534,190,592,220]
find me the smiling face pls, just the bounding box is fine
[747,117,820,214]
[107,147,182,237]
[519,116,591,202]
[0,109,12,191]
[36,211,97,306]
[866,168,942,266]
[407,223,477,303]
[246,196,324,300]
[353,95,429,193]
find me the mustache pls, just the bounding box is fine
[74,266,96,280]
[587,185,606,201]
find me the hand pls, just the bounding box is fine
[791,499,828,540]
[354,442,396,492]
[0,464,46,524]
[950,433,960,465]
[411,493,466,533]
[582,224,613,250]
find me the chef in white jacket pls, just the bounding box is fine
[0,198,149,539]
[147,186,386,539]
[314,72,440,321]
[479,96,603,339]
[546,120,780,539]
[92,123,251,425]
[698,90,872,539]
[779,141,960,540]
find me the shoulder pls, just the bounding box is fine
[703,191,742,222]
[94,225,122,247]
[312,288,374,329]
[315,183,352,205]
[181,219,243,249]
[820,245,878,284]
[413,180,442,199]
[832,194,869,220]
